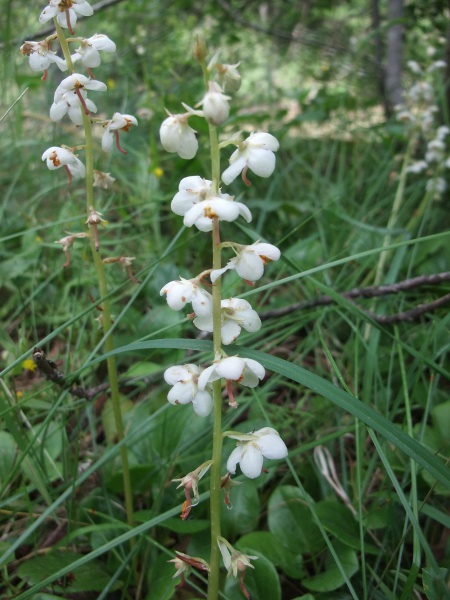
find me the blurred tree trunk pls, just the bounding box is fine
[371,0,388,115]
[446,0,450,117]
[385,0,404,115]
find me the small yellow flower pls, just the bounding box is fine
[22,358,37,372]
[153,166,164,178]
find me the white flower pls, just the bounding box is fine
[211,242,281,283]
[407,60,422,75]
[222,132,280,185]
[437,126,450,140]
[164,364,213,417]
[406,160,428,174]
[101,113,138,153]
[160,277,212,317]
[42,146,86,181]
[171,176,252,232]
[225,427,288,479]
[217,536,257,580]
[20,40,67,74]
[217,62,241,93]
[426,177,446,196]
[201,81,231,126]
[160,113,198,159]
[50,74,106,124]
[198,356,265,407]
[193,298,261,345]
[39,0,94,32]
[69,34,116,69]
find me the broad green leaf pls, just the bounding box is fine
[237,531,304,579]
[302,543,358,592]
[17,552,121,592]
[221,479,260,538]
[146,553,178,600]
[315,500,378,554]
[268,485,325,555]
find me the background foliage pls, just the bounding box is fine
[0,1,449,599]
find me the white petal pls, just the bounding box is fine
[235,254,264,281]
[247,149,276,178]
[168,382,194,405]
[164,364,192,385]
[197,364,218,389]
[192,390,213,416]
[50,100,68,121]
[221,320,241,345]
[210,263,234,283]
[193,314,214,332]
[215,357,245,381]
[257,431,288,459]
[248,132,279,151]
[226,446,243,474]
[102,130,114,152]
[236,202,252,223]
[191,290,213,317]
[239,444,264,479]
[221,155,246,185]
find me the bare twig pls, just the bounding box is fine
[32,346,109,400]
[260,272,450,324]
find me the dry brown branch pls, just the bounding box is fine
[260,272,450,324]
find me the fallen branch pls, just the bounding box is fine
[260,272,450,324]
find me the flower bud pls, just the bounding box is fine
[201,82,230,126]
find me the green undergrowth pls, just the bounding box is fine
[1,2,450,599]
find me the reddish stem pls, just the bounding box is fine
[65,9,75,35]
[226,380,238,408]
[63,250,71,268]
[63,165,72,186]
[75,87,90,115]
[41,69,48,81]
[241,166,252,187]
[114,131,127,154]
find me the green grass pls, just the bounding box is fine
[1,2,450,599]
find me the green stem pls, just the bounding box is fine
[54,19,134,529]
[201,54,223,600]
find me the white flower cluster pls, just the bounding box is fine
[159,51,287,484]
[20,1,138,185]
[21,0,138,267]
[396,56,449,199]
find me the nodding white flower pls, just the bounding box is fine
[164,364,213,417]
[20,40,67,77]
[198,356,265,407]
[217,536,257,598]
[425,139,446,163]
[101,113,138,153]
[168,551,209,586]
[69,34,116,70]
[222,132,280,186]
[39,0,94,34]
[42,146,86,184]
[407,60,422,75]
[160,277,212,317]
[211,242,281,283]
[50,74,106,124]
[193,298,261,345]
[54,231,89,267]
[172,460,212,520]
[406,160,428,174]
[217,62,241,93]
[225,427,288,479]
[171,176,252,232]
[426,177,447,197]
[160,112,198,159]
[201,81,231,126]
